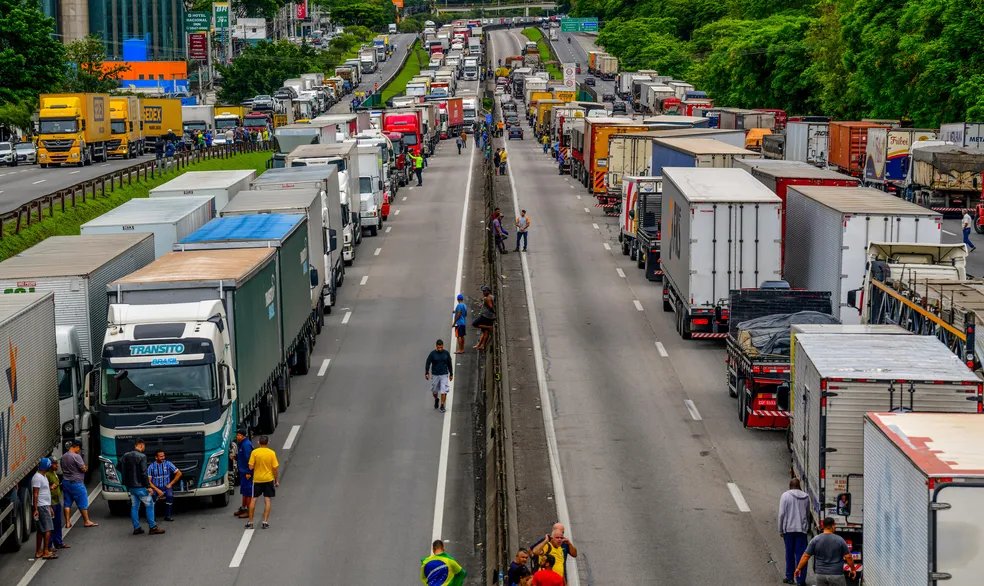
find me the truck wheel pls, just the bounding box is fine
[369,226,378,237]
[739,390,749,428]
[210,491,230,508]
[277,375,290,411]
[637,252,645,269]
[628,245,636,260]
[344,258,353,267]
[976,223,984,235]
[107,499,130,517]
[315,301,325,335]
[680,316,692,340]
[293,339,311,376]
[258,393,278,434]
[621,240,629,256]
[663,297,672,312]
[0,487,30,551]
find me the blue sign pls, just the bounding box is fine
[150,357,180,366]
[130,344,186,356]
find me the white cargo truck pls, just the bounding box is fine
[660,168,782,339]
[863,412,984,586]
[0,292,60,553]
[149,169,255,213]
[783,186,942,323]
[790,334,982,572]
[784,121,829,167]
[356,144,384,236]
[81,196,214,258]
[938,122,984,149]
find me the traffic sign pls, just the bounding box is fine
[563,63,575,89]
[560,17,599,33]
[185,11,210,33]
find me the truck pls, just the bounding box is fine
[37,93,111,167]
[862,412,984,585]
[716,108,776,131]
[388,23,397,34]
[213,106,246,144]
[462,57,479,81]
[0,293,59,553]
[467,37,481,57]
[597,55,618,80]
[81,197,215,258]
[649,137,756,177]
[660,168,783,339]
[908,143,984,214]
[221,186,340,318]
[938,122,984,149]
[724,288,835,430]
[618,176,663,280]
[270,123,333,168]
[862,127,938,190]
[548,27,558,41]
[784,120,828,167]
[667,81,695,101]
[581,118,653,209]
[139,98,182,153]
[356,144,385,236]
[790,333,982,574]
[108,96,144,159]
[360,47,378,74]
[149,169,255,212]
[181,104,215,137]
[643,85,676,115]
[827,121,890,177]
[440,97,465,138]
[782,186,942,324]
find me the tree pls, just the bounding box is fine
[320,0,389,30]
[217,40,324,103]
[0,0,66,105]
[63,35,130,93]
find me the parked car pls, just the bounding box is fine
[251,95,275,111]
[0,142,14,166]
[602,93,615,102]
[14,142,37,165]
[508,126,524,140]
[585,77,596,86]
[612,102,627,115]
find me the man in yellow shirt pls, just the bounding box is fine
[246,435,279,529]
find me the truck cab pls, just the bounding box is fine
[357,144,385,236]
[37,93,111,167]
[108,96,144,159]
[56,325,96,469]
[383,110,424,157]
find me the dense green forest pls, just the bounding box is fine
[568,0,984,126]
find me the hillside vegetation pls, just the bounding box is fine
[570,0,984,126]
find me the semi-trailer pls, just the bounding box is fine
[618,176,662,281]
[149,169,255,212]
[140,98,183,153]
[649,137,756,177]
[81,197,215,258]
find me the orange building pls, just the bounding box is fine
[101,61,187,81]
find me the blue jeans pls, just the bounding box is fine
[783,532,808,584]
[50,501,63,546]
[129,488,156,529]
[516,231,528,250]
[964,226,976,250]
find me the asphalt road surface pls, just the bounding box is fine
[490,29,790,584]
[1,75,484,586]
[329,33,415,114]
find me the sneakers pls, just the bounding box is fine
[261,522,270,529]
[132,528,145,535]
[148,526,165,535]
[244,522,254,529]
[440,405,446,413]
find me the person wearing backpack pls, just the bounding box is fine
[531,528,578,583]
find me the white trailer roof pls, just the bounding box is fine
[796,333,977,382]
[0,291,51,322]
[222,189,321,212]
[654,137,755,156]
[866,412,984,477]
[789,186,938,216]
[790,324,910,335]
[663,168,782,204]
[151,170,255,192]
[81,196,213,227]
[0,234,153,278]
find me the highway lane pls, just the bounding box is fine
[328,33,415,114]
[491,29,789,583]
[942,217,984,276]
[2,83,481,585]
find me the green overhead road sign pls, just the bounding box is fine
[560,17,599,33]
[185,11,211,33]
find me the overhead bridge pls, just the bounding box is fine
[434,2,559,14]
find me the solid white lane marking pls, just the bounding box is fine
[100,163,110,167]
[943,229,956,236]
[229,529,255,567]
[576,195,581,199]
[69,170,80,174]
[616,268,626,278]
[633,300,644,311]
[728,482,751,512]
[685,399,702,421]
[592,223,599,230]
[18,486,103,586]
[603,242,611,251]
[402,196,407,201]
[584,207,590,213]
[570,185,576,189]
[504,125,581,586]
[433,132,475,542]
[317,358,330,376]
[385,226,392,233]
[341,311,352,324]
[395,209,401,216]
[282,425,301,450]
[32,179,46,184]
[374,247,382,256]
[656,342,669,357]
[360,275,369,285]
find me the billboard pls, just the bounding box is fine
[188,33,208,61]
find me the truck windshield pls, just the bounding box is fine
[244,119,267,129]
[40,118,79,134]
[110,121,127,135]
[58,367,74,401]
[359,176,374,194]
[101,364,216,404]
[402,133,418,146]
[215,118,238,130]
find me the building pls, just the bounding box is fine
[42,0,187,60]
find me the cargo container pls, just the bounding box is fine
[862,127,937,187]
[618,177,662,280]
[790,334,982,570]
[597,54,618,80]
[149,169,256,212]
[717,108,776,131]
[863,412,984,586]
[762,134,784,160]
[783,186,941,323]
[642,84,675,115]
[0,293,59,554]
[80,196,213,257]
[108,96,144,158]
[181,105,215,136]
[37,93,111,167]
[650,137,755,177]
[938,122,984,149]
[581,118,652,209]
[908,143,984,213]
[783,121,828,167]
[667,81,694,101]
[661,168,783,339]
[140,98,183,152]
[828,121,890,177]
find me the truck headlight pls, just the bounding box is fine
[62,421,75,436]
[204,449,225,480]
[100,457,120,483]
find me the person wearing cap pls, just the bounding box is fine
[452,294,468,354]
[472,285,496,351]
[61,439,98,528]
[234,429,254,518]
[32,458,57,559]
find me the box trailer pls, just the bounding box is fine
[717,108,776,131]
[938,122,984,149]
[660,168,783,339]
[650,137,756,177]
[863,412,984,586]
[618,176,662,281]
[862,127,938,188]
[784,121,829,167]
[149,169,255,212]
[783,186,942,323]
[81,196,214,258]
[790,334,982,571]
[828,121,890,177]
[908,144,984,214]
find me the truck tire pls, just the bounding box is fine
[277,375,290,411]
[637,252,645,269]
[315,301,325,335]
[0,487,31,552]
[628,244,636,260]
[663,296,672,312]
[293,339,311,376]
[107,499,130,517]
[976,223,984,235]
[621,239,629,256]
[258,393,278,434]
[369,225,378,237]
[211,491,230,508]
[739,390,749,428]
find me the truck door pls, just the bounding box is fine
[932,483,984,585]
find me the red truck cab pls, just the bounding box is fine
[383,110,424,156]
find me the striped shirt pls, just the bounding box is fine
[147,460,178,489]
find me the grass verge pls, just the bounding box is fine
[381,41,430,103]
[0,151,271,260]
[522,28,563,80]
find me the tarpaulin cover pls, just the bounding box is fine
[736,311,840,356]
[911,145,984,174]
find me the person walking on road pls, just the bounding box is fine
[234,429,254,518]
[32,458,57,559]
[45,460,67,550]
[120,439,165,535]
[420,539,466,586]
[148,449,182,522]
[794,517,857,586]
[426,339,454,413]
[541,133,550,154]
[60,439,97,529]
[473,285,496,351]
[455,134,464,155]
[246,435,279,529]
[779,478,811,585]
[532,529,578,582]
[963,209,977,252]
[453,294,468,354]
[411,152,424,186]
[515,209,531,252]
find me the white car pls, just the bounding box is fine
[0,142,14,166]
[494,86,505,96]
[15,142,37,165]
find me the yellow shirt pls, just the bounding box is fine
[248,446,279,483]
[542,542,566,578]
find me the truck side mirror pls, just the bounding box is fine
[846,289,858,309]
[80,119,86,130]
[628,209,635,220]
[309,268,319,287]
[835,492,852,517]
[328,228,338,252]
[84,368,100,412]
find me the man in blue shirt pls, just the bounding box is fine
[235,429,253,518]
[453,294,468,354]
[147,450,182,522]
[425,340,454,413]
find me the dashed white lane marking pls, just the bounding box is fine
[282,425,301,449]
[385,226,392,233]
[603,242,611,251]
[395,209,401,216]
[633,300,644,311]
[341,311,352,324]
[318,358,330,376]
[584,207,590,213]
[402,196,407,201]
[576,195,581,199]
[684,399,702,421]
[616,268,626,278]
[943,229,956,236]
[229,529,255,567]
[360,275,369,285]
[592,223,599,230]
[656,342,669,357]
[728,482,751,513]
[69,170,80,174]
[374,247,382,256]
[32,179,46,184]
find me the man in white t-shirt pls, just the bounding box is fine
[32,458,56,559]
[962,210,977,252]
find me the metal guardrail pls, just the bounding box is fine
[0,142,267,239]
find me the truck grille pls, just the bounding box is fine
[107,139,123,150]
[42,139,74,152]
[115,432,205,488]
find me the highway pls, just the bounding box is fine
[547,31,625,108]
[489,29,789,583]
[2,75,485,585]
[329,33,416,114]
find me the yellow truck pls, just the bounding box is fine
[214,105,246,145]
[552,90,576,104]
[140,98,183,152]
[108,96,144,159]
[535,99,564,134]
[37,93,111,167]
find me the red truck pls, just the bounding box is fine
[383,109,424,159]
[436,97,464,139]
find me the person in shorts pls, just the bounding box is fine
[425,339,454,413]
[32,458,56,559]
[246,435,279,530]
[453,294,468,354]
[61,439,98,528]
[234,429,254,518]
[472,285,496,351]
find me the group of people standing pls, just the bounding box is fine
[490,207,532,254]
[506,523,579,586]
[29,441,99,560]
